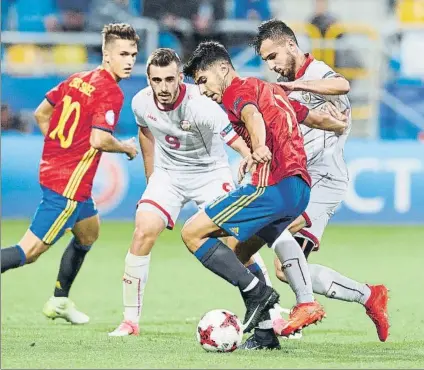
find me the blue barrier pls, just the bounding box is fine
[1,135,423,224]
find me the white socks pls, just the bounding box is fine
[123,252,151,323]
[252,252,272,287]
[308,264,371,305]
[272,229,314,304]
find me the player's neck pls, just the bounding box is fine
[102,63,121,83]
[223,70,238,91]
[295,52,307,76]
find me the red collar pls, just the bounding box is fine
[154,83,186,112]
[296,53,314,79]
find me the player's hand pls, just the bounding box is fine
[238,156,256,184]
[322,102,347,123]
[251,145,272,164]
[123,137,138,160]
[277,81,297,92]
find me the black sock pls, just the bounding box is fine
[194,238,260,293]
[1,245,26,273]
[54,238,91,298]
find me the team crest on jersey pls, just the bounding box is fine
[180,120,192,131]
[301,91,311,104]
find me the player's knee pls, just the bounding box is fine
[274,257,288,283]
[76,230,99,247]
[23,241,49,264]
[181,222,198,252]
[288,217,307,235]
[132,225,157,248]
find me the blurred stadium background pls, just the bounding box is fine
[2,0,423,224]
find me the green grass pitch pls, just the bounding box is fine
[2,220,424,368]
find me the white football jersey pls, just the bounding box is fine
[289,58,351,181]
[132,84,238,173]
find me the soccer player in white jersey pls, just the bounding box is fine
[234,19,389,348]
[108,48,262,336]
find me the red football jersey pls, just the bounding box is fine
[40,67,123,201]
[222,77,311,187]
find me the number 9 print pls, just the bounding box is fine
[165,135,181,149]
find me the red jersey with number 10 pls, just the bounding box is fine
[40,67,123,201]
[222,77,311,187]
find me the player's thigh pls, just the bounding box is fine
[72,197,100,246]
[26,187,80,259]
[137,168,185,231]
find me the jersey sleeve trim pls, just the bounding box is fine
[92,125,113,134]
[298,109,309,124]
[226,134,240,146]
[238,102,260,118]
[45,95,56,106]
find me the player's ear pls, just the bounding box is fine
[103,49,110,64]
[179,72,184,84]
[219,62,229,76]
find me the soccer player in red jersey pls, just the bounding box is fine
[1,23,139,324]
[181,41,328,335]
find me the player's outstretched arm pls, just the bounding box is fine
[34,99,54,136]
[303,108,348,136]
[90,128,138,160]
[138,126,155,181]
[279,77,350,95]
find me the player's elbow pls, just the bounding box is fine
[90,130,108,150]
[339,79,350,94]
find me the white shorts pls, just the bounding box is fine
[137,167,235,229]
[295,174,347,250]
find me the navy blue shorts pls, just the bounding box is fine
[205,176,310,243]
[29,186,98,245]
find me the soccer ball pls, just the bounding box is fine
[196,309,243,352]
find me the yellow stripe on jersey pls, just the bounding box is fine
[63,148,98,199]
[42,199,78,244]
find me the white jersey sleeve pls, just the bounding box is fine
[187,96,238,145]
[131,93,148,128]
[289,59,351,181]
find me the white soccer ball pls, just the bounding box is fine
[196,309,243,352]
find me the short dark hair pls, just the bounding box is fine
[251,19,298,54]
[102,23,139,48]
[183,41,234,79]
[146,48,182,75]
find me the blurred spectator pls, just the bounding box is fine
[1,104,31,133]
[309,0,362,74]
[233,0,271,21]
[143,0,225,58]
[45,0,90,32]
[87,0,139,33]
[86,0,146,61]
